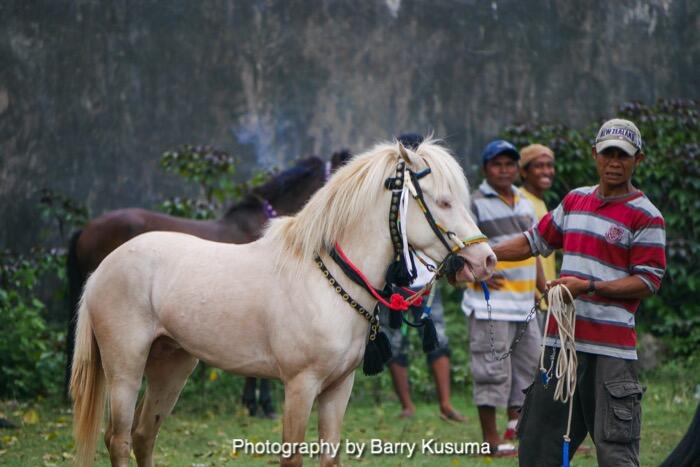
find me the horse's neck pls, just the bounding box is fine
[325,211,393,305]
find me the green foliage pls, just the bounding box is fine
[160,145,238,204]
[37,188,89,241]
[0,249,65,398]
[502,99,700,356]
[157,197,220,220]
[158,144,269,218]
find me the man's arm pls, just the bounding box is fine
[535,257,546,295]
[492,233,534,261]
[548,275,653,301]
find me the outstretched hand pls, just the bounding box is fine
[545,277,589,303]
[485,274,505,291]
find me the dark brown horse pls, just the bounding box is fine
[65,153,351,396]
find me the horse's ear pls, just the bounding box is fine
[398,142,412,165]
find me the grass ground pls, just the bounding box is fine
[0,364,697,467]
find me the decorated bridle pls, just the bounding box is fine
[315,147,488,375]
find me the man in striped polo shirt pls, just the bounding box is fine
[493,119,666,466]
[461,140,544,455]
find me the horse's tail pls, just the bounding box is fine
[70,292,105,467]
[65,230,86,398]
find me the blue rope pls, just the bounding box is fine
[480,281,490,301]
[562,438,570,467]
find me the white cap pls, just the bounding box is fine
[595,119,643,156]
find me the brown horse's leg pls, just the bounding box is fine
[281,374,320,467]
[318,372,355,467]
[132,346,198,467]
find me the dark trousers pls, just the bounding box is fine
[518,347,643,467]
[243,378,272,411]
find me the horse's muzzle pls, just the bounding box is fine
[444,254,467,285]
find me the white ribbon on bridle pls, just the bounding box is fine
[399,170,412,277]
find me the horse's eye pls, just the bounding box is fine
[437,199,452,209]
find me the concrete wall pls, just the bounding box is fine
[1,0,698,249]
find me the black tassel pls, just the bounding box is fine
[385,258,412,287]
[363,338,385,376]
[388,309,403,329]
[422,317,439,353]
[375,331,393,363]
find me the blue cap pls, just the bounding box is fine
[481,140,520,165]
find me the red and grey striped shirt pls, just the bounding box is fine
[524,186,666,359]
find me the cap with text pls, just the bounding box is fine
[595,118,643,156]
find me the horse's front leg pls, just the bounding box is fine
[318,371,355,467]
[281,373,320,467]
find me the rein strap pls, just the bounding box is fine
[330,244,425,311]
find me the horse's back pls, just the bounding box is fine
[77,208,226,274]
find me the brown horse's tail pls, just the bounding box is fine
[70,294,105,467]
[65,230,85,398]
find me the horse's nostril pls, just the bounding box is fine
[485,254,497,270]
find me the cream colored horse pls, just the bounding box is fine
[70,140,496,467]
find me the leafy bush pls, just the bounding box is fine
[158,144,268,218]
[38,189,89,241]
[502,99,700,356]
[0,249,65,398]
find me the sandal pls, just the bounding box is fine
[439,409,467,423]
[485,442,518,457]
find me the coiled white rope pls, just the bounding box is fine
[538,284,578,466]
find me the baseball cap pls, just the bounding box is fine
[520,144,555,168]
[482,140,520,165]
[595,119,643,156]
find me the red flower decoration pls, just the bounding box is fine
[389,293,409,311]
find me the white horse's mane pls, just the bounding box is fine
[265,139,470,271]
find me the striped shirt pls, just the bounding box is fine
[462,181,537,321]
[524,186,666,360]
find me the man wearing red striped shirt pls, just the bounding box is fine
[492,119,666,466]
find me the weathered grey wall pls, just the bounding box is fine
[1,0,698,250]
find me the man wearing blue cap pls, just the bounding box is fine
[461,140,543,455]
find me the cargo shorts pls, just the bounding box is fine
[467,314,541,408]
[518,347,643,467]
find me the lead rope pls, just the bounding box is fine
[480,281,577,467]
[538,284,577,467]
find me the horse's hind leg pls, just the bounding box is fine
[318,372,355,467]
[97,328,152,466]
[132,341,198,467]
[104,365,147,466]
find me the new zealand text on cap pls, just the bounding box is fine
[595,119,643,156]
[482,140,519,165]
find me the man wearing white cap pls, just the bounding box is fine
[491,119,666,466]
